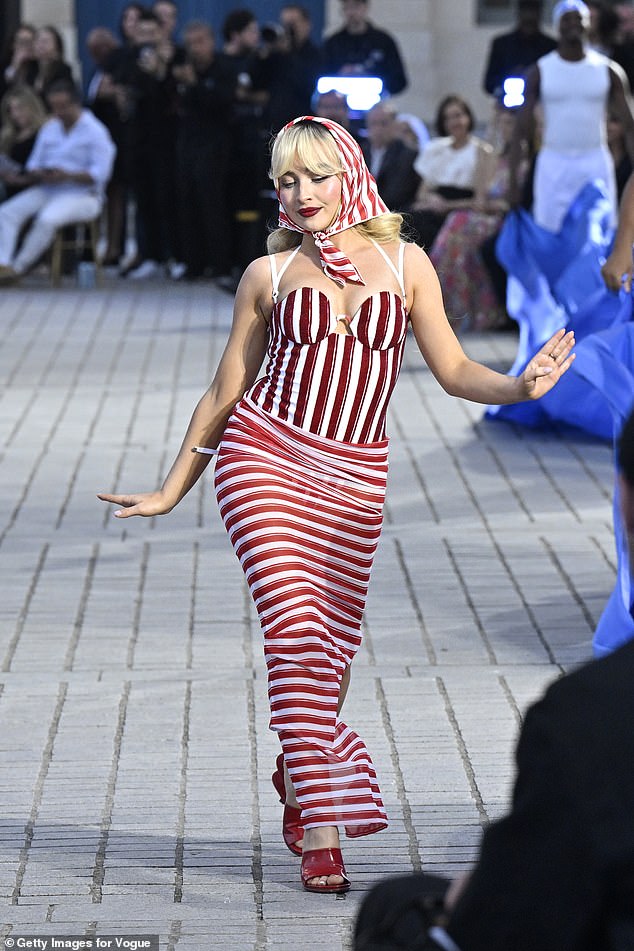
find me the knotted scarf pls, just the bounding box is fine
[275,115,389,287]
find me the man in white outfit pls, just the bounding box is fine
[509,0,634,232]
[0,79,115,284]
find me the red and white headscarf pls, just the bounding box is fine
[275,115,389,287]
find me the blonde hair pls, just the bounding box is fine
[267,119,404,253]
[0,85,47,153]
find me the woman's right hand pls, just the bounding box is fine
[97,490,174,519]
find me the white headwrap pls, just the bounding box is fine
[552,0,591,30]
[396,113,430,156]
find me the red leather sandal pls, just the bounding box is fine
[301,847,351,894]
[272,752,303,856]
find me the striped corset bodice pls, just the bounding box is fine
[247,286,409,444]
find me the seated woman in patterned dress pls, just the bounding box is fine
[98,116,575,896]
[429,105,526,332]
[408,94,496,250]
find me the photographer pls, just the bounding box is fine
[110,10,180,278]
[218,9,270,277]
[172,21,235,281]
[264,5,322,130]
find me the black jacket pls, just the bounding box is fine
[447,639,634,951]
[483,28,556,96]
[362,139,420,211]
[322,23,407,95]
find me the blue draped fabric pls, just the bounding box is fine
[484,185,634,654]
[486,182,632,436]
[570,324,634,656]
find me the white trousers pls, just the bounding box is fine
[533,145,616,233]
[0,187,101,273]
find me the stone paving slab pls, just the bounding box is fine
[0,274,616,949]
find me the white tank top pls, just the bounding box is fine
[539,49,610,151]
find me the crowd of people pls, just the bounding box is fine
[0,0,411,289]
[0,0,631,321]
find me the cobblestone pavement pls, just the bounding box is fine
[0,273,616,949]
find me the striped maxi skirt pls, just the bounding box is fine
[214,396,389,836]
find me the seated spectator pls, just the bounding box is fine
[313,89,364,141]
[0,24,36,100]
[29,26,74,104]
[0,80,115,285]
[395,112,430,158]
[0,85,46,202]
[362,101,420,211]
[408,94,495,250]
[429,105,524,332]
[355,408,634,951]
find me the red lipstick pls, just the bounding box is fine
[299,208,320,218]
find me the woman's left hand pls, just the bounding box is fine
[520,329,576,400]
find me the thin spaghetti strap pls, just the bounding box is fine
[398,242,406,305]
[369,238,406,301]
[270,246,301,303]
[269,254,280,304]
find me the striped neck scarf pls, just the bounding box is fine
[276,115,389,287]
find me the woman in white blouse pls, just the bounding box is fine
[409,94,495,249]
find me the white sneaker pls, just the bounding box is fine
[167,260,187,280]
[127,259,161,280]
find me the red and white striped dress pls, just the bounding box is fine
[214,241,408,836]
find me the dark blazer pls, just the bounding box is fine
[322,23,408,95]
[482,28,556,96]
[363,139,421,212]
[447,639,634,951]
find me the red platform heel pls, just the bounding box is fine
[272,752,303,856]
[301,847,351,894]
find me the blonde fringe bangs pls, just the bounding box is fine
[266,120,406,252]
[269,121,345,182]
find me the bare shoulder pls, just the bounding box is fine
[403,241,440,294]
[234,254,273,314]
[238,247,302,291]
[473,135,495,156]
[238,254,271,291]
[403,240,434,272]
